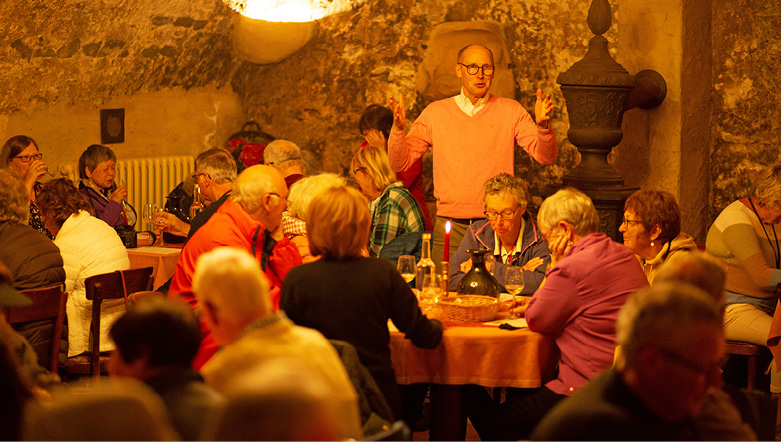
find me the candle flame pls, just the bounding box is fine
[445,220,451,233]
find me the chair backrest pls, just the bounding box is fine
[4,284,67,373]
[83,267,154,377]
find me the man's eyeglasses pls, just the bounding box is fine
[268,192,288,207]
[191,172,207,183]
[484,206,519,221]
[14,153,43,163]
[458,63,495,76]
[656,346,724,382]
[621,216,643,227]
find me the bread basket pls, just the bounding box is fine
[438,295,500,323]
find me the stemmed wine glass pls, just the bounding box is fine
[397,255,416,284]
[504,266,525,319]
[143,203,166,246]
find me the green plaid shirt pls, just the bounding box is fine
[369,182,426,257]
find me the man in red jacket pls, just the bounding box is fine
[169,164,302,369]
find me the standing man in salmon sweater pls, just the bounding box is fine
[388,44,558,270]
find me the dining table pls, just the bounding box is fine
[389,295,557,440]
[127,244,182,290]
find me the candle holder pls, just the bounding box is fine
[440,262,450,296]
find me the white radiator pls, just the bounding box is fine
[59,155,195,231]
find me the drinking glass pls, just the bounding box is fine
[504,266,525,319]
[397,255,416,284]
[142,204,157,230]
[484,254,496,275]
[419,273,442,312]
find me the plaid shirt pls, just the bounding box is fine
[369,182,425,257]
[282,210,307,238]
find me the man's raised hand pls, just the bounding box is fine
[389,95,406,131]
[534,88,554,129]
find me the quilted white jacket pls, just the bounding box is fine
[54,211,130,357]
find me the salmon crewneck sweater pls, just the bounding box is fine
[388,94,558,219]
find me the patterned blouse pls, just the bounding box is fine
[29,182,53,239]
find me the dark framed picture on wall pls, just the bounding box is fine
[100,108,125,144]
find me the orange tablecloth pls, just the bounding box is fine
[127,246,181,290]
[390,322,555,388]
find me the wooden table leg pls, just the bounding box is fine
[429,384,467,441]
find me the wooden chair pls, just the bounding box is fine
[3,284,67,373]
[65,267,154,380]
[725,340,770,391]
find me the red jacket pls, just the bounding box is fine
[169,198,302,369]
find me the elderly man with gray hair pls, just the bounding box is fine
[264,139,306,189]
[448,173,550,293]
[194,247,361,440]
[532,283,730,440]
[169,165,302,370]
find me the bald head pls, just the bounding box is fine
[457,44,494,65]
[232,165,288,230]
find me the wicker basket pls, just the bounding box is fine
[438,295,500,323]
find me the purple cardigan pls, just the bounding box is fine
[78,182,130,227]
[526,233,648,396]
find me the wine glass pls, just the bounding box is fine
[397,255,416,284]
[504,266,525,319]
[420,273,442,312]
[142,203,157,231]
[484,254,496,275]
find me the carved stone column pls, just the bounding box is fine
[552,0,666,241]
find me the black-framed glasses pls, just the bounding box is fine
[621,216,643,227]
[14,153,43,163]
[458,63,495,76]
[353,166,367,175]
[656,346,724,381]
[484,206,520,221]
[191,172,207,183]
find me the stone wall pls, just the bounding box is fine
[232,0,606,208]
[0,0,243,172]
[711,0,781,222]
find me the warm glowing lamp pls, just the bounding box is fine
[225,0,360,65]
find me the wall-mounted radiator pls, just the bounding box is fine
[58,155,195,231]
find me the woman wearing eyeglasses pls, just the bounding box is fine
[619,189,698,284]
[351,145,425,257]
[77,144,136,228]
[1,135,53,239]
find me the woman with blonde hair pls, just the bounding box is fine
[283,173,346,263]
[352,145,425,257]
[280,186,442,421]
[707,162,781,393]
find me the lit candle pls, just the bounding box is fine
[443,220,452,263]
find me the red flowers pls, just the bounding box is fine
[228,138,266,170]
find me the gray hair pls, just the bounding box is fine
[752,163,781,209]
[483,173,529,208]
[288,173,345,221]
[196,148,237,184]
[617,283,723,369]
[192,247,271,325]
[654,252,727,309]
[0,169,30,224]
[78,144,116,179]
[232,165,277,213]
[537,187,599,235]
[264,140,303,170]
